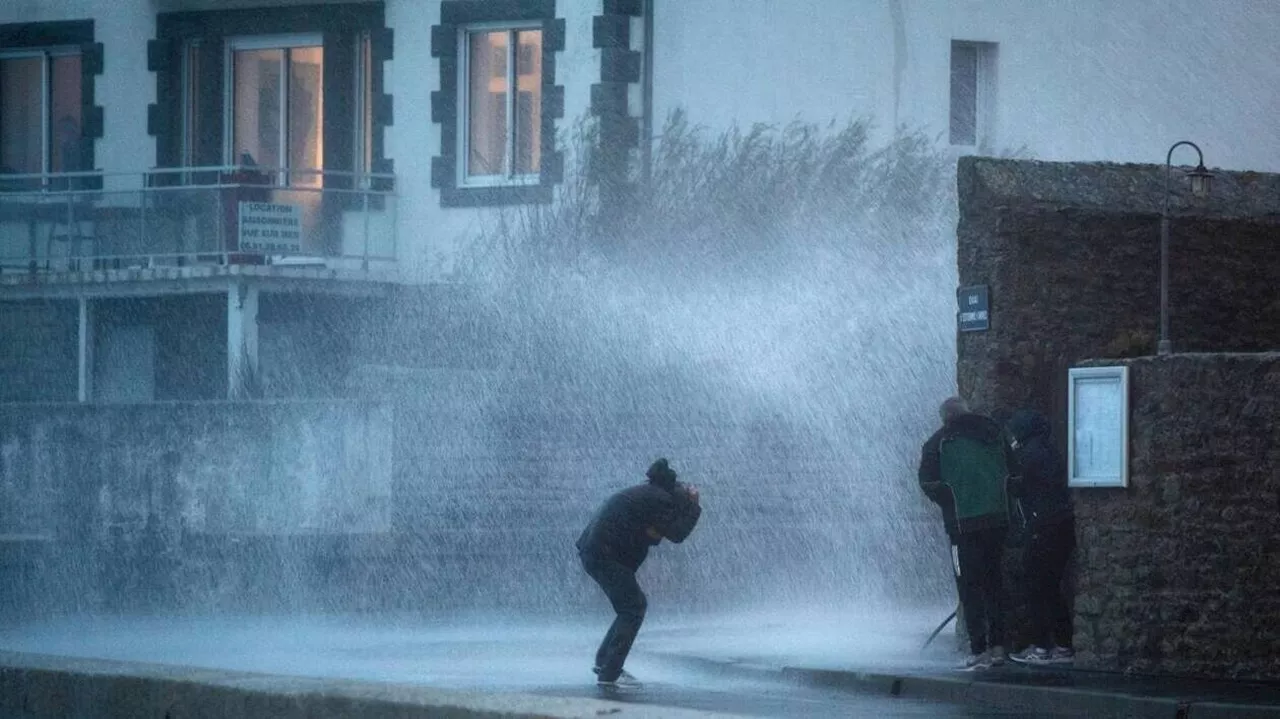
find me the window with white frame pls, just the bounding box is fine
[0,47,82,182]
[224,34,324,187]
[459,25,543,185]
[949,40,997,148]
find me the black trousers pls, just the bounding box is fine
[581,552,647,681]
[1024,517,1076,649]
[953,527,1007,655]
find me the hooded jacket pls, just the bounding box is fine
[576,480,702,571]
[1006,409,1073,529]
[918,412,1013,537]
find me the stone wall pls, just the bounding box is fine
[956,157,1280,426]
[353,364,951,615]
[1073,354,1280,680]
[956,157,1280,679]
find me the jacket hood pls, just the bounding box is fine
[945,412,1004,444]
[1007,409,1051,443]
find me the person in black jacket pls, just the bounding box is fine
[1004,409,1077,665]
[577,458,702,686]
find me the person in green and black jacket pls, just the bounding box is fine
[919,397,1016,671]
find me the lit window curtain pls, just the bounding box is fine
[467,30,508,178]
[513,30,542,175]
[288,46,323,187]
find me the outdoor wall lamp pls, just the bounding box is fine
[1158,140,1214,356]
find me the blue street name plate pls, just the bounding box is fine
[958,285,990,332]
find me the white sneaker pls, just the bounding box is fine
[961,646,1006,671]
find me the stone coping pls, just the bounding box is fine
[960,156,1280,218]
[1080,352,1280,365]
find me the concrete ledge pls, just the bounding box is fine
[653,654,1280,719]
[1189,703,1280,719]
[791,668,1182,716]
[0,651,741,719]
[781,665,1280,719]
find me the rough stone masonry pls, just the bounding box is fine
[955,156,1280,680]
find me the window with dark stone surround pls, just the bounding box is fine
[149,3,393,190]
[0,20,103,189]
[431,0,565,207]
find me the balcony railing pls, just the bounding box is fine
[0,166,397,275]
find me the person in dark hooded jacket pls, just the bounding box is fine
[1004,409,1076,665]
[577,458,701,686]
[919,397,1015,670]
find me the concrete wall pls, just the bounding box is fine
[0,301,78,403]
[0,400,392,615]
[1073,354,1280,680]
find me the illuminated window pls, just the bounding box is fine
[225,35,324,186]
[0,48,82,184]
[460,27,542,184]
[157,5,389,187]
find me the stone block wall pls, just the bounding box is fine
[1073,354,1280,680]
[956,156,1280,679]
[957,157,1280,426]
[354,364,952,615]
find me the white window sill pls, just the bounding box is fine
[459,175,541,189]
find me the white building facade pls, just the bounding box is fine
[2,0,1278,402]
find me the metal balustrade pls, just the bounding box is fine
[0,166,397,274]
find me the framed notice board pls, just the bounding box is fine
[1067,365,1129,488]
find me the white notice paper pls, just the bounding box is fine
[239,202,302,253]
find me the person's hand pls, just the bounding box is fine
[685,484,700,504]
[645,526,662,541]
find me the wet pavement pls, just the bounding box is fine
[0,611,1275,717]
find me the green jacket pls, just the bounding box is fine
[918,412,1013,537]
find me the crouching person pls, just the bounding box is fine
[577,458,702,687]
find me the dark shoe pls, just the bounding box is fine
[1010,646,1052,665]
[597,670,641,687]
[1047,646,1075,664]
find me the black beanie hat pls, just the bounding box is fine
[646,458,677,488]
